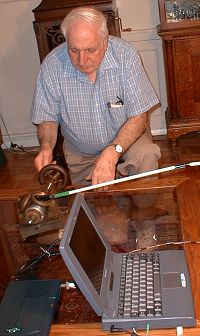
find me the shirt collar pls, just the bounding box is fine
[99,37,118,72]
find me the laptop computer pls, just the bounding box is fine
[59,193,196,331]
[0,279,60,336]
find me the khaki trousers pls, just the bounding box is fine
[63,127,161,185]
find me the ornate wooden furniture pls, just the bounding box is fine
[32,0,120,62]
[32,0,120,164]
[157,0,200,159]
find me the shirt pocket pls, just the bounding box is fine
[108,105,127,132]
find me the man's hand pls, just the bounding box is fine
[85,113,147,189]
[34,144,54,172]
[34,121,58,172]
[85,146,120,189]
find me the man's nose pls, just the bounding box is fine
[79,51,88,65]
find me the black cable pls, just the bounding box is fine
[0,113,39,156]
[0,112,13,146]
[110,325,138,335]
[21,147,39,156]
[16,239,61,279]
[4,142,39,155]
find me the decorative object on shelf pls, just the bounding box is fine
[158,0,200,30]
[157,0,200,158]
[166,0,200,22]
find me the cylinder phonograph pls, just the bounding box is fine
[16,164,71,240]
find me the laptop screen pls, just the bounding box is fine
[59,194,112,315]
[69,205,106,294]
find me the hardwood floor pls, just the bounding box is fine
[0,147,40,199]
[0,132,200,199]
[157,132,200,166]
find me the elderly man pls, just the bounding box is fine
[31,6,161,186]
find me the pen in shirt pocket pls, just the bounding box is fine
[107,96,124,108]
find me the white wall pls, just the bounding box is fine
[117,0,167,135]
[0,0,41,147]
[0,0,166,148]
[117,0,160,30]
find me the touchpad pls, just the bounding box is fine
[163,272,182,288]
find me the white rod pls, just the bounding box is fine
[188,161,200,166]
[53,161,200,198]
[67,165,177,196]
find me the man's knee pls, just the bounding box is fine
[141,142,161,165]
[139,142,160,160]
[133,143,160,174]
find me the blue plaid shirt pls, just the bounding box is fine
[31,36,159,155]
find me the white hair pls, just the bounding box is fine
[61,7,109,40]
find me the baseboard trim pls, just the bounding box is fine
[2,133,39,149]
[1,129,167,149]
[152,129,167,136]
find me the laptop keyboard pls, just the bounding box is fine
[118,252,162,318]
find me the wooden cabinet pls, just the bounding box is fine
[32,0,120,62]
[32,0,120,163]
[157,0,200,159]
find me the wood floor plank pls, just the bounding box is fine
[0,132,200,199]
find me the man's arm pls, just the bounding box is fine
[34,121,58,171]
[110,112,147,154]
[86,113,147,186]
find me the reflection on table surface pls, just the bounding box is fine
[84,189,182,253]
[51,186,193,329]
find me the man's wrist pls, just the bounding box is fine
[107,143,123,154]
[40,142,53,152]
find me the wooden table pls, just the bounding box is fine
[1,166,200,335]
[49,175,200,336]
[49,321,200,335]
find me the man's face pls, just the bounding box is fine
[67,20,108,77]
